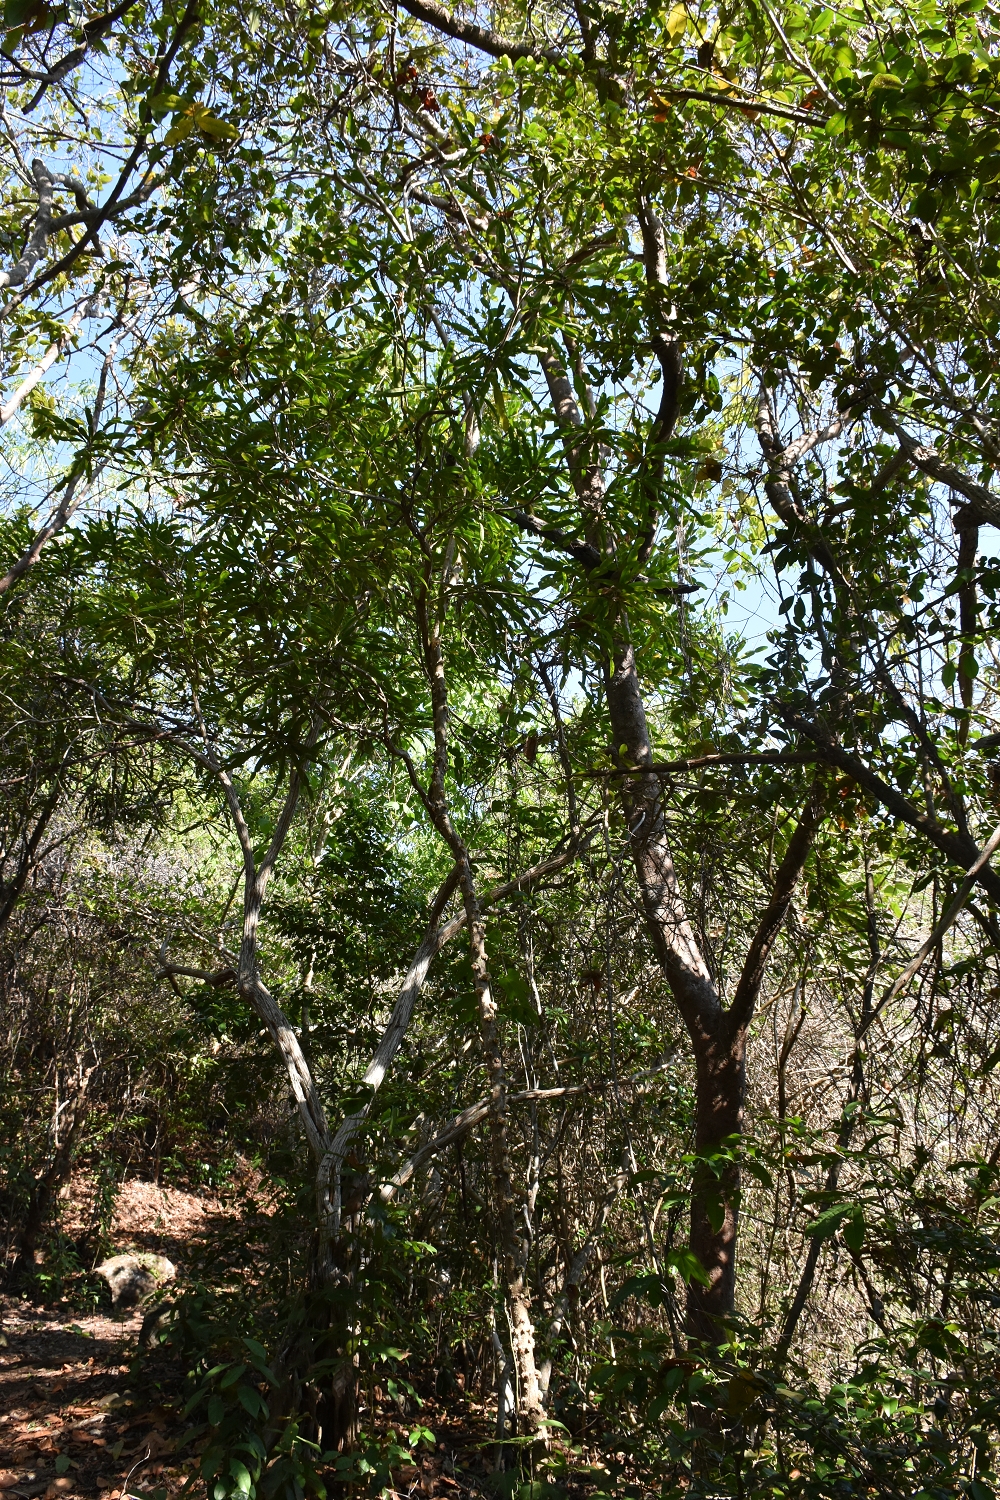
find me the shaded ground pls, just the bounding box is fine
[0,1303,172,1500]
[0,1177,538,1500]
[0,1176,258,1500]
[0,1303,505,1500]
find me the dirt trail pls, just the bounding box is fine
[0,1304,170,1500]
[0,1177,247,1500]
[1,1176,547,1500]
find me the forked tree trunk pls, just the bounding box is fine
[417,599,545,1432]
[603,643,745,1340]
[605,639,824,1338]
[527,196,826,1338]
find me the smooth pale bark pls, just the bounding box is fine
[411,590,545,1432]
[0,296,91,427]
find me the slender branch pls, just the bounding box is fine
[580,750,819,777]
[381,1057,677,1200]
[756,390,847,585]
[513,509,601,570]
[635,194,682,564]
[395,0,558,61]
[380,1087,586,1200]
[757,0,840,107]
[726,777,826,1035]
[315,835,588,1259]
[871,406,1000,528]
[0,0,199,315]
[859,820,1000,1041]
[0,306,128,592]
[783,708,1000,904]
[156,962,237,987]
[0,159,61,290]
[653,84,824,124]
[23,0,138,112]
[0,295,94,427]
[363,866,463,1089]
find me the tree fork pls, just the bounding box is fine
[414,592,545,1433]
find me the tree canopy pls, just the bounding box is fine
[5,0,1000,1496]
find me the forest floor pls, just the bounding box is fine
[0,1178,519,1500]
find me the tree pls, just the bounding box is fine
[7,0,1000,1484]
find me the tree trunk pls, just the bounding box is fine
[603,643,740,1337]
[529,311,825,1340]
[416,598,545,1433]
[688,1029,746,1343]
[602,638,823,1342]
[13,1062,95,1283]
[476,194,821,1346]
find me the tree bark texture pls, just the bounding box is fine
[416,595,545,1430]
[13,1061,95,1282]
[531,230,826,1341]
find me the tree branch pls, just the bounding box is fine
[0,294,94,427]
[395,0,558,60]
[781,707,1000,904]
[580,750,819,777]
[864,404,1000,526]
[726,777,826,1034]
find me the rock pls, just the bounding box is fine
[95,1254,176,1309]
[138,1298,176,1351]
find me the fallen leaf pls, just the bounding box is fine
[0,1473,19,1490]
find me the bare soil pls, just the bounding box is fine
[0,1176,521,1500]
[0,1175,250,1500]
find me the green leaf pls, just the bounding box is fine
[197,113,239,141]
[2,0,62,31]
[665,1248,712,1287]
[868,72,902,90]
[704,1188,726,1234]
[164,115,195,145]
[843,1213,865,1252]
[228,1459,253,1496]
[804,1204,852,1240]
[665,3,687,41]
[238,1386,267,1418]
